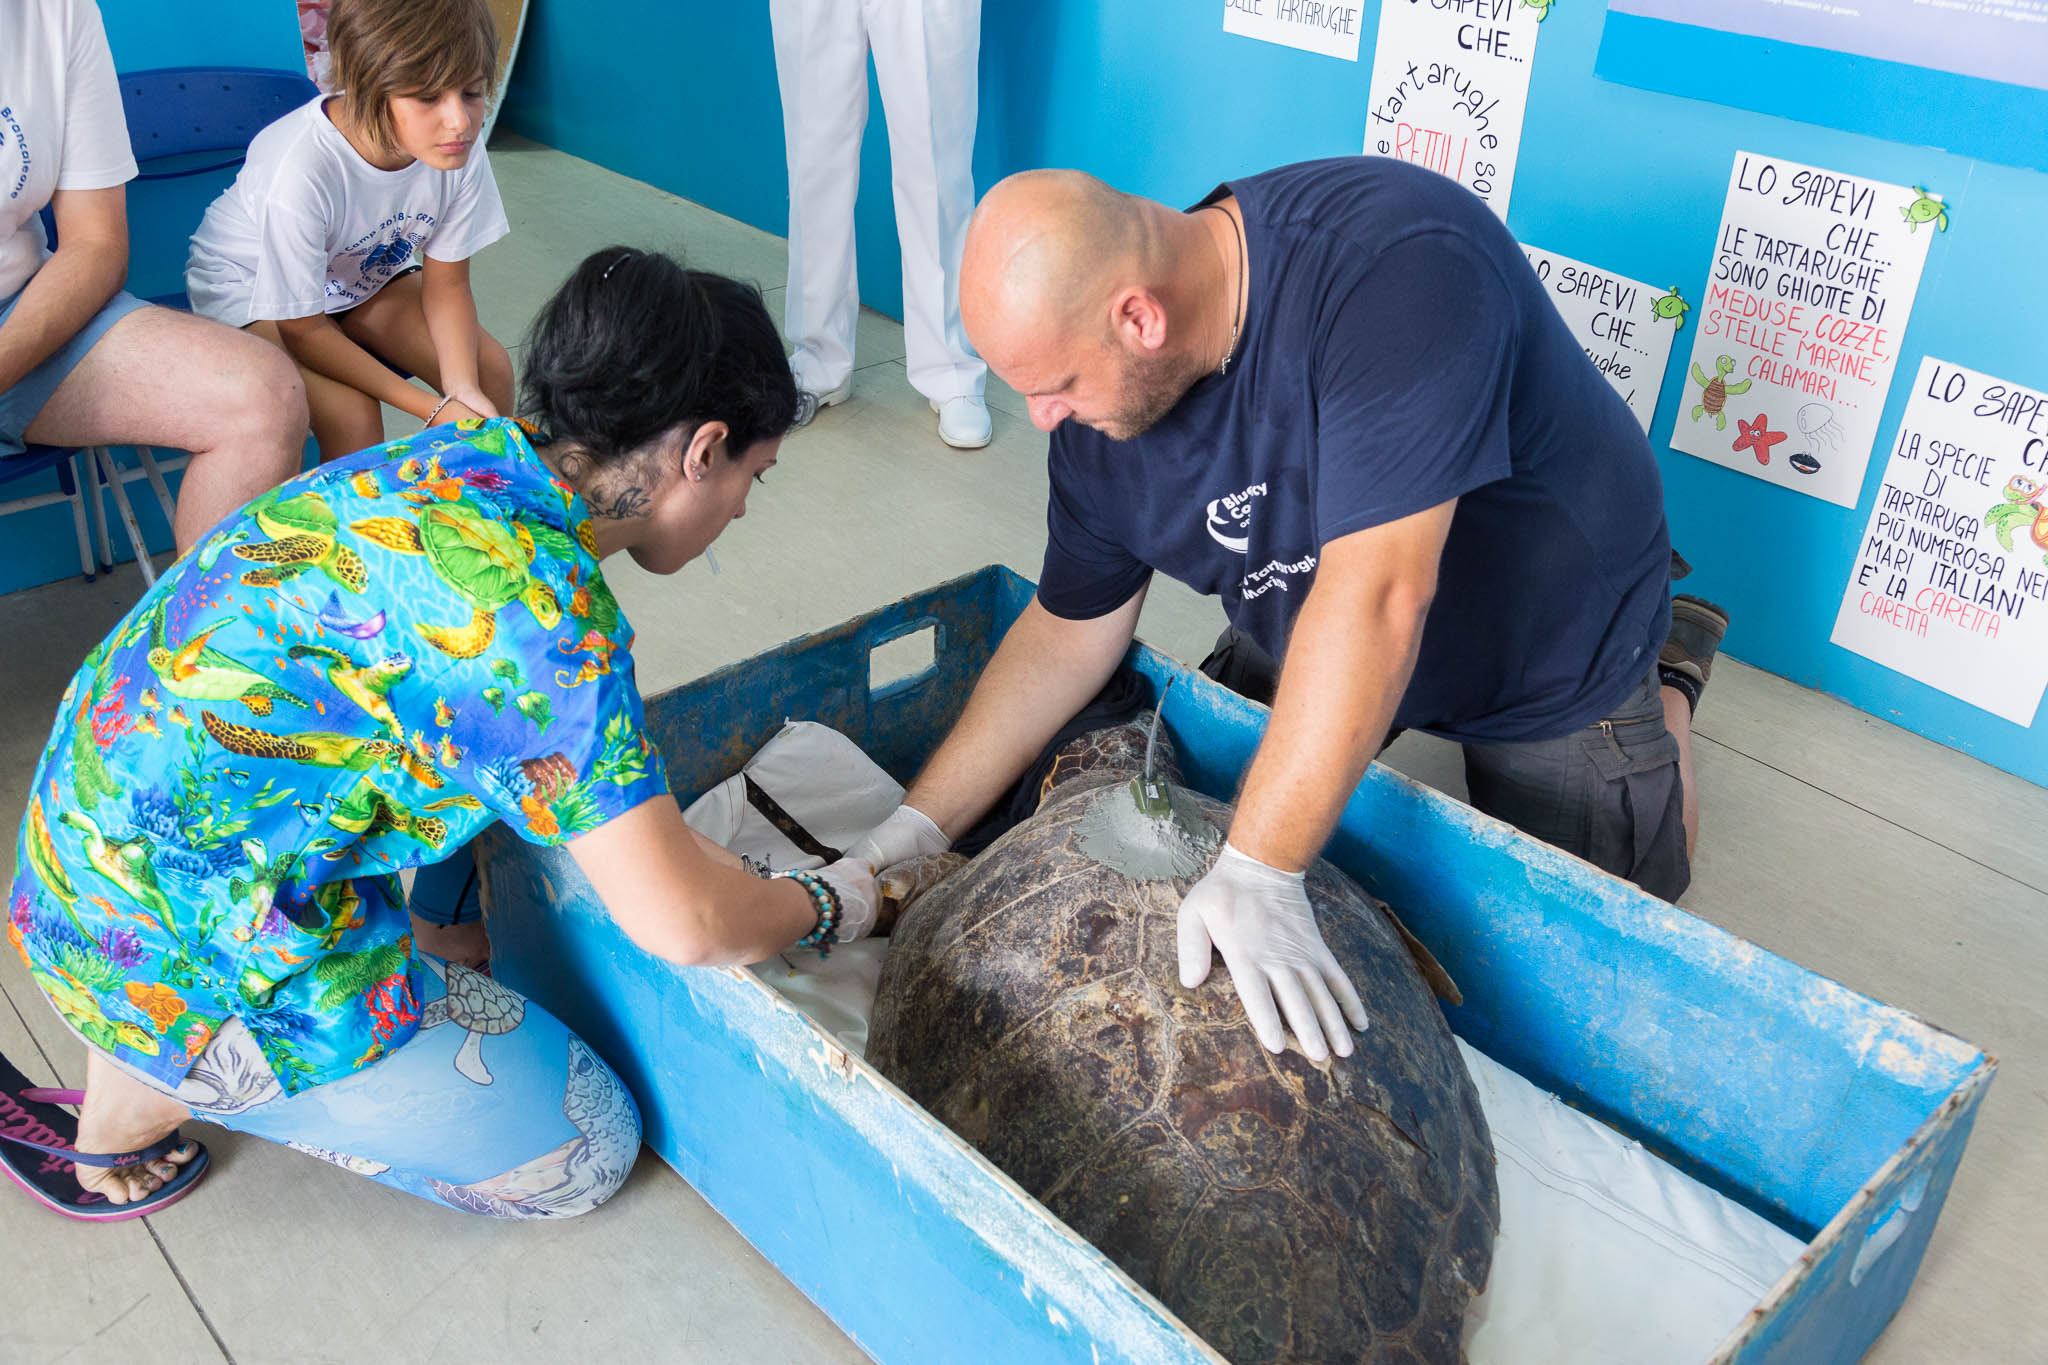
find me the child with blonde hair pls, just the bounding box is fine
[187,0,511,460]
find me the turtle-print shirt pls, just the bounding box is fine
[9,419,669,1094]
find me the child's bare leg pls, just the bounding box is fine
[245,320,385,462]
[73,1047,199,1204]
[339,273,515,414]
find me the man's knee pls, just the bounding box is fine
[233,341,310,446]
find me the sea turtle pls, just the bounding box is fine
[232,488,370,593]
[869,720,1496,1364]
[1521,0,1553,18]
[59,810,176,937]
[351,499,561,659]
[30,966,159,1056]
[143,599,311,717]
[1651,286,1690,328]
[1689,354,1751,431]
[325,776,453,851]
[1901,187,1948,233]
[288,643,412,737]
[1985,474,2048,561]
[200,711,441,788]
[419,956,527,1085]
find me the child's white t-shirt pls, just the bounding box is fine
[186,95,509,327]
[0,0,138,301]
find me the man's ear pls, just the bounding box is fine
[680,420,730,483]
[1111,287,1168,353]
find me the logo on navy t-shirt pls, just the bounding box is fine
[1205,481,1266,553]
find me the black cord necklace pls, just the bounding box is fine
[1199,202,1247,378]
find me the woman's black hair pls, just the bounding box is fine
[521,246,797,465]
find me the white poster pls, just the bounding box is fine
[1830,358,2048,725]
[1673,151,1938,507]
[1520,244,1685,434]
[1223,0,1364,62]
[1363,0,1545,220]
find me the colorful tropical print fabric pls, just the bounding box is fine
[9,418,668,1094]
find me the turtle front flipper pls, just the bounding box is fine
[352,517,426,554]
[236,534,328,568]
[417,608,497,660]
[239,563,310,589]
[202,710,318,762]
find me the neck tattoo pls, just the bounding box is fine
[1200,202,1247,379]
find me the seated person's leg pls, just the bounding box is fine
[409,843,492,971]
[21,305,307,553]
[337,270,516,417]
[243,317,385,463]
[175,958,641,1220]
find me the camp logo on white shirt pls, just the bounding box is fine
[1205,481,1266,553]
[326,213,435,305]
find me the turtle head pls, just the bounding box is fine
[1716,355,1737,378]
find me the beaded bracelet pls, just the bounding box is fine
[777,869,842,960]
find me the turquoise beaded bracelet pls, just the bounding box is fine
[777,869,843,959]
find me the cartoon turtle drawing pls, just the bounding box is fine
[1522,0,1554,17]
[1985,474,2048,562]
[232,488,369,594]
[1690,355,1752,431]
[419,957,527,1085]
[1652,287,1690,328]
[1901,187,1949,233]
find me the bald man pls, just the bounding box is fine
[845,157,1726,1062]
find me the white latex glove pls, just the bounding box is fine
[811,858,881,943]
[1177,842,1371,1062]
[843,805,950,873]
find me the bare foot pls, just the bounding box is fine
[74,1048,197,1204]
[409,910,492,971]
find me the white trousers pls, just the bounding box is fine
[768,0,987,401]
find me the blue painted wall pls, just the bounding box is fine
[526,3,2039,785]
[0,0,302,595]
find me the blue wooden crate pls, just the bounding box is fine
[476,565,1994,1365]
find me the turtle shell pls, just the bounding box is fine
[418,498,532,611]
[869,729,1497,1365]
[256,489,340,539]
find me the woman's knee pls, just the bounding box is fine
[437,1035,643,1220]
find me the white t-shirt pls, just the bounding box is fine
[0,0,138,301]
[185,95,510,327]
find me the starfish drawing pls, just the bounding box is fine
[1733,414,1786,466]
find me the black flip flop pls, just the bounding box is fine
[0,1050,208,1221]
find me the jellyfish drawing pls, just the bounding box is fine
[1791,403,1843,475]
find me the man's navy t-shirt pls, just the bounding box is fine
[1037,157,1672,745]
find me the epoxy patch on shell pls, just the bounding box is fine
[1074,781,1219,882]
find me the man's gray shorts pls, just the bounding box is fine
[1200,628,1689,900]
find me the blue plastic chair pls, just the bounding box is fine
[13,67,319,586]
[0,445,105,582]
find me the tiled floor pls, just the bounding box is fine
[4,135,2042,1363]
